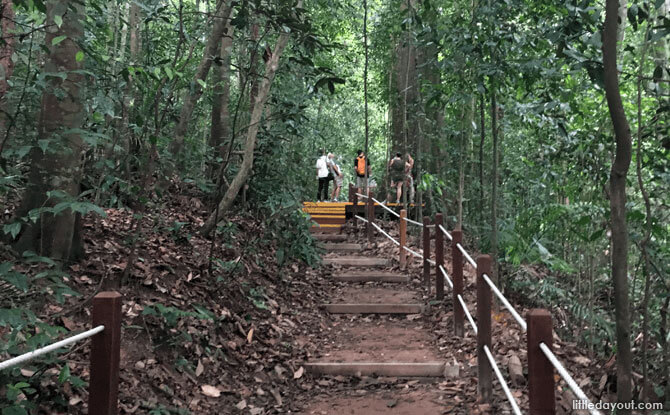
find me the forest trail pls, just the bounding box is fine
[296,228,475,414]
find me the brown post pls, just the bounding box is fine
[399,209,407,270]
[89,291,122,415]
[476,255,493,403]
[367,190,374,243]
[422,216,431,289]
[435,214,444,300]
[452,229,464,337]
[348,183,354,202]
[352,190,358,228]
[527,309,556,415]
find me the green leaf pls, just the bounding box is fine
[1,271,28,292]
[197,79,206,88]
[51,35,67,46]
[3,222,21,239]
[54,15,63,28]
[58,365,70,384]
[164,66,173,80]
[2,405,28,415]
[75,51,84,62]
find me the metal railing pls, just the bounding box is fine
[0,292,122,415]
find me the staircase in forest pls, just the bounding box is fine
[302,201,347,233]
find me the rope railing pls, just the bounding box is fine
[439,265,453,289]
[371,197,400,218]
[482,273,528,332]
[348,206,599,414]
[539,343,603,415]
[355,193,368,199]
[458,294,478,335]
[439,224,453,241]
[0,326,105,371]
[354,214,368,223]
[457,243,477,268]
[483,345,523,415]
[370,221,400,246]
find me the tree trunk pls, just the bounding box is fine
[209,27,233,170]
[603,0,633,411]
[200,14,298,235]
[479,93,485,225]
[490,87,499,286]
[169,0,232,158]
[13,0,86,262]
[0,0,16,158]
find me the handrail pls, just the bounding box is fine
[403,245,423,259]
[457,243,477,268]
[439,224,453,241]
[355,193,368,199]
[439,265,453,289]
[354,214,368,223]
[371,197,400,218]
[483,273,528,332]
[483,345,523,415]
[402,216,423,227]
[458,294,478,335]
[370,221,400,246]
[539,343,602,415]
[0,325,105,371]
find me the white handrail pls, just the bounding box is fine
[427,258,436,266]
[457,243,477,268]
[458,294,478,335]
[539,343,603,415]
[371,197,400,218]
[439,224,453,241]
[483,345,523,415]
[402,217,424,227]
[439,265,453,289]
[355,193,368,199]
[354,215,369,223]
[371,222,400,246]
[403,245,423,259]
[0,326,105,371]
[482,273,528,332]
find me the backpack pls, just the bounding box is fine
[391,158,404,174]
[356,156,367,176]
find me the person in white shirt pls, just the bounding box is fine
[315,149,330,201]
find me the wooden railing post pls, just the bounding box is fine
[422,216,431,289]
[89,292,122,415]
[352,190,358,228]
[367,190,374,243]
[452,229,464,337]
[399,209,407,270]
[476,255,493,403]
[435,214,444,300]
[348,183,354,203]
[528,309,556,415]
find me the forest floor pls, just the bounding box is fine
[1,185,615,414]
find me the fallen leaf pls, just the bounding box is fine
[293,366,304,379]
[236,399,247,410]
[195,360,204,377]
[247,328,254,344]
[201,385,221,398]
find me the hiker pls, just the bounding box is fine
[328,153,343,202]
[354,150,370,194]
[405,153,415,203]
[388,153,414,203]
[315,149,330,201]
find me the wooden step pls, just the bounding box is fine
[311,217,346,225]
[313,234,348,242]
[304,362,446,377]
[333,271,409,283]
[322,257,389,267]
[322,303,424,314]
[320,243,363,252]
[310,226,341,234]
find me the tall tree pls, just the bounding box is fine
[602,0,633,411]
[13,0,86,262]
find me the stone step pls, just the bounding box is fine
[322,303,424,314]
[313,234,348,242]
[322,257,389,267]
[332,272,408,283]
[303,362,446,377]
[320,243,363,252]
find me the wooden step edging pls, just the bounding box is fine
[304,362,446,377]
[322,303,425,314]
[319,243,363,252]
[313,234,348,242]
[322,257,390,267]
[332,272,409,283]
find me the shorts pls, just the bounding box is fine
[356,176,367,188]
[334,176,343,187]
